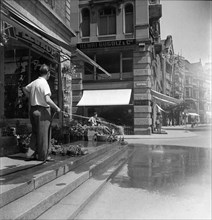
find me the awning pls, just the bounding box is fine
[2,2,111,77]
[156,104,169,113]
[153,95,176,105]
[187,113,199,116]
[151,89,182,105]
[73,49,111,77]
[77,89,132,106]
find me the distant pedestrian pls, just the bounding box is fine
[155,112,162,133]
[23,64,61,161]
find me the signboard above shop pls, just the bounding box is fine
[77,39,136,50]
[1,15,60,60]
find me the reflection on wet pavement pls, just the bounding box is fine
[76,144,211,220]
[112,144,211,194]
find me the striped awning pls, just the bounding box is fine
[151,90,182,105]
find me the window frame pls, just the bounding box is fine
[124,3,134,34]
[81,8,91,37]
[98,6,117,36]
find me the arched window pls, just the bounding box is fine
[81,8,90,37]
[98,7,116,35]
[125,3,133,33]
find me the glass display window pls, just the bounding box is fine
[4,43,60,119]
[4,47,30,118]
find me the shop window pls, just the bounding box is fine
[4,48,29,118]
[96,52,120,74]
[98,7,116,35]
[4,47,59,119]
[81,8,90,37]
[30,51,59,108]
[124,3,134,33]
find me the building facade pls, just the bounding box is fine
[0,0,80,155]
[184,61,211,123]
[69,0,182,134]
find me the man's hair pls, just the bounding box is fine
[39,64,49,76]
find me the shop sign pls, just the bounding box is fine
[77,39,136,49]
[2,20,59,59]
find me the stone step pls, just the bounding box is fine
[37,149,131,220]
[0,144,128,220]
[0,143,116,208]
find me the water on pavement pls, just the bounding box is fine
[76,144,211,219]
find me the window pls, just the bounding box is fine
[98,7,116,35]
[4,48,59,118]
[185,88,192,98]
[96,52,120,73]
[81,8,90,37]
[193,90,198,99]
[83,51,133,80]
[185,76,191,84]
[124,3,133,33]
[122,51,133,73]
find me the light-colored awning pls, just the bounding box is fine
[77,89,132,106]
[187,113,199,116]
[151,89,182,105]
[156,104,169,113]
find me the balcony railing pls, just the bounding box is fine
[149,4,162,21]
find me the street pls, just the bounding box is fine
[76,127,211,220]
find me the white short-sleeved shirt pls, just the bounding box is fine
[25,77,51,107]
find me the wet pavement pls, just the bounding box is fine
[76,144,211,219]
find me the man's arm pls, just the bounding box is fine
[45,95,61,112]
[22,87,30,98]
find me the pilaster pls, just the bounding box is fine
[133,45,153,135]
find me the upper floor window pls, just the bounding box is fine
[81,8,90,37]
[124,3,133,33]
[185,76,191,84]
[98,7,116,35]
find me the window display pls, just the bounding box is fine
[4,46,59,119]
[4,48,29,118]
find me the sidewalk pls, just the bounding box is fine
[1,124,210,177]
[125,124,211,140]
[125,127,196,139]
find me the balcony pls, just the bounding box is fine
[154,43,162,54]
[149,4,162,22]
[89,0,123,6]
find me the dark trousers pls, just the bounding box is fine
[30,105,51,161]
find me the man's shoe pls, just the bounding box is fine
[46,156,54,162]
[25,153,37,161]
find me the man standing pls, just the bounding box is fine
[23,64,61,161]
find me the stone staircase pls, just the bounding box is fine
[0,142,132,220]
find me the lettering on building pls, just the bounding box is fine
[2,20,59,59]
[77,39,136,49]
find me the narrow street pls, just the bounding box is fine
[76,127,211,220]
